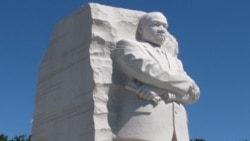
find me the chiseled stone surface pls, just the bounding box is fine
[112,12,200,141]
[32,3,200,141]
[31,3,145,141]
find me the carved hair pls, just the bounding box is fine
[138,12,164,27]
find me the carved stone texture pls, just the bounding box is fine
[31,3,144,141]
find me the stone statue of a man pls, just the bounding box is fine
[113,12,200,141]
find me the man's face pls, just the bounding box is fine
[140,12,168,46]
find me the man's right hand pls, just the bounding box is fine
[136,85,162,104]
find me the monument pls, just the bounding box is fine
[31,3,200,141]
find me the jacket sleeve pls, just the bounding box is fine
[114,40,193,96]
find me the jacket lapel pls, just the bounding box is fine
[141,43,170,70]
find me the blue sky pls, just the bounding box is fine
[1,0,250,140]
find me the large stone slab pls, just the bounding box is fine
[31,3,145,141]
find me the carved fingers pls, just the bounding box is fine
[136,85,162,104]
[188,83,200,101]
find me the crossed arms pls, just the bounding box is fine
[114,40,200,104]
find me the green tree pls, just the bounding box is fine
[190,138,206,141]
[0,134,8,141]
[27,135,31,141]
[8,134,31,141]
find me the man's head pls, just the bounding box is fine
[138,12,168,46]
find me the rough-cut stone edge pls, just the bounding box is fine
[32,3,147,141]
[88,3,146,141]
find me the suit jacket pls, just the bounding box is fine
[113,39,197,141]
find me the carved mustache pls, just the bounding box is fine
[154,33,166,42]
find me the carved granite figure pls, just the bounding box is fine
[113,12,200,141]
[31,3,200,141]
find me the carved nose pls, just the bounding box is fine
[158,29,165,34]
[158,25,166,33]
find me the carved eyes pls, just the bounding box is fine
[151,22,168,29]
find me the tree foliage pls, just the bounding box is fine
[0,134,31,141]
[190,138,206,141]
[0,134,8,141]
